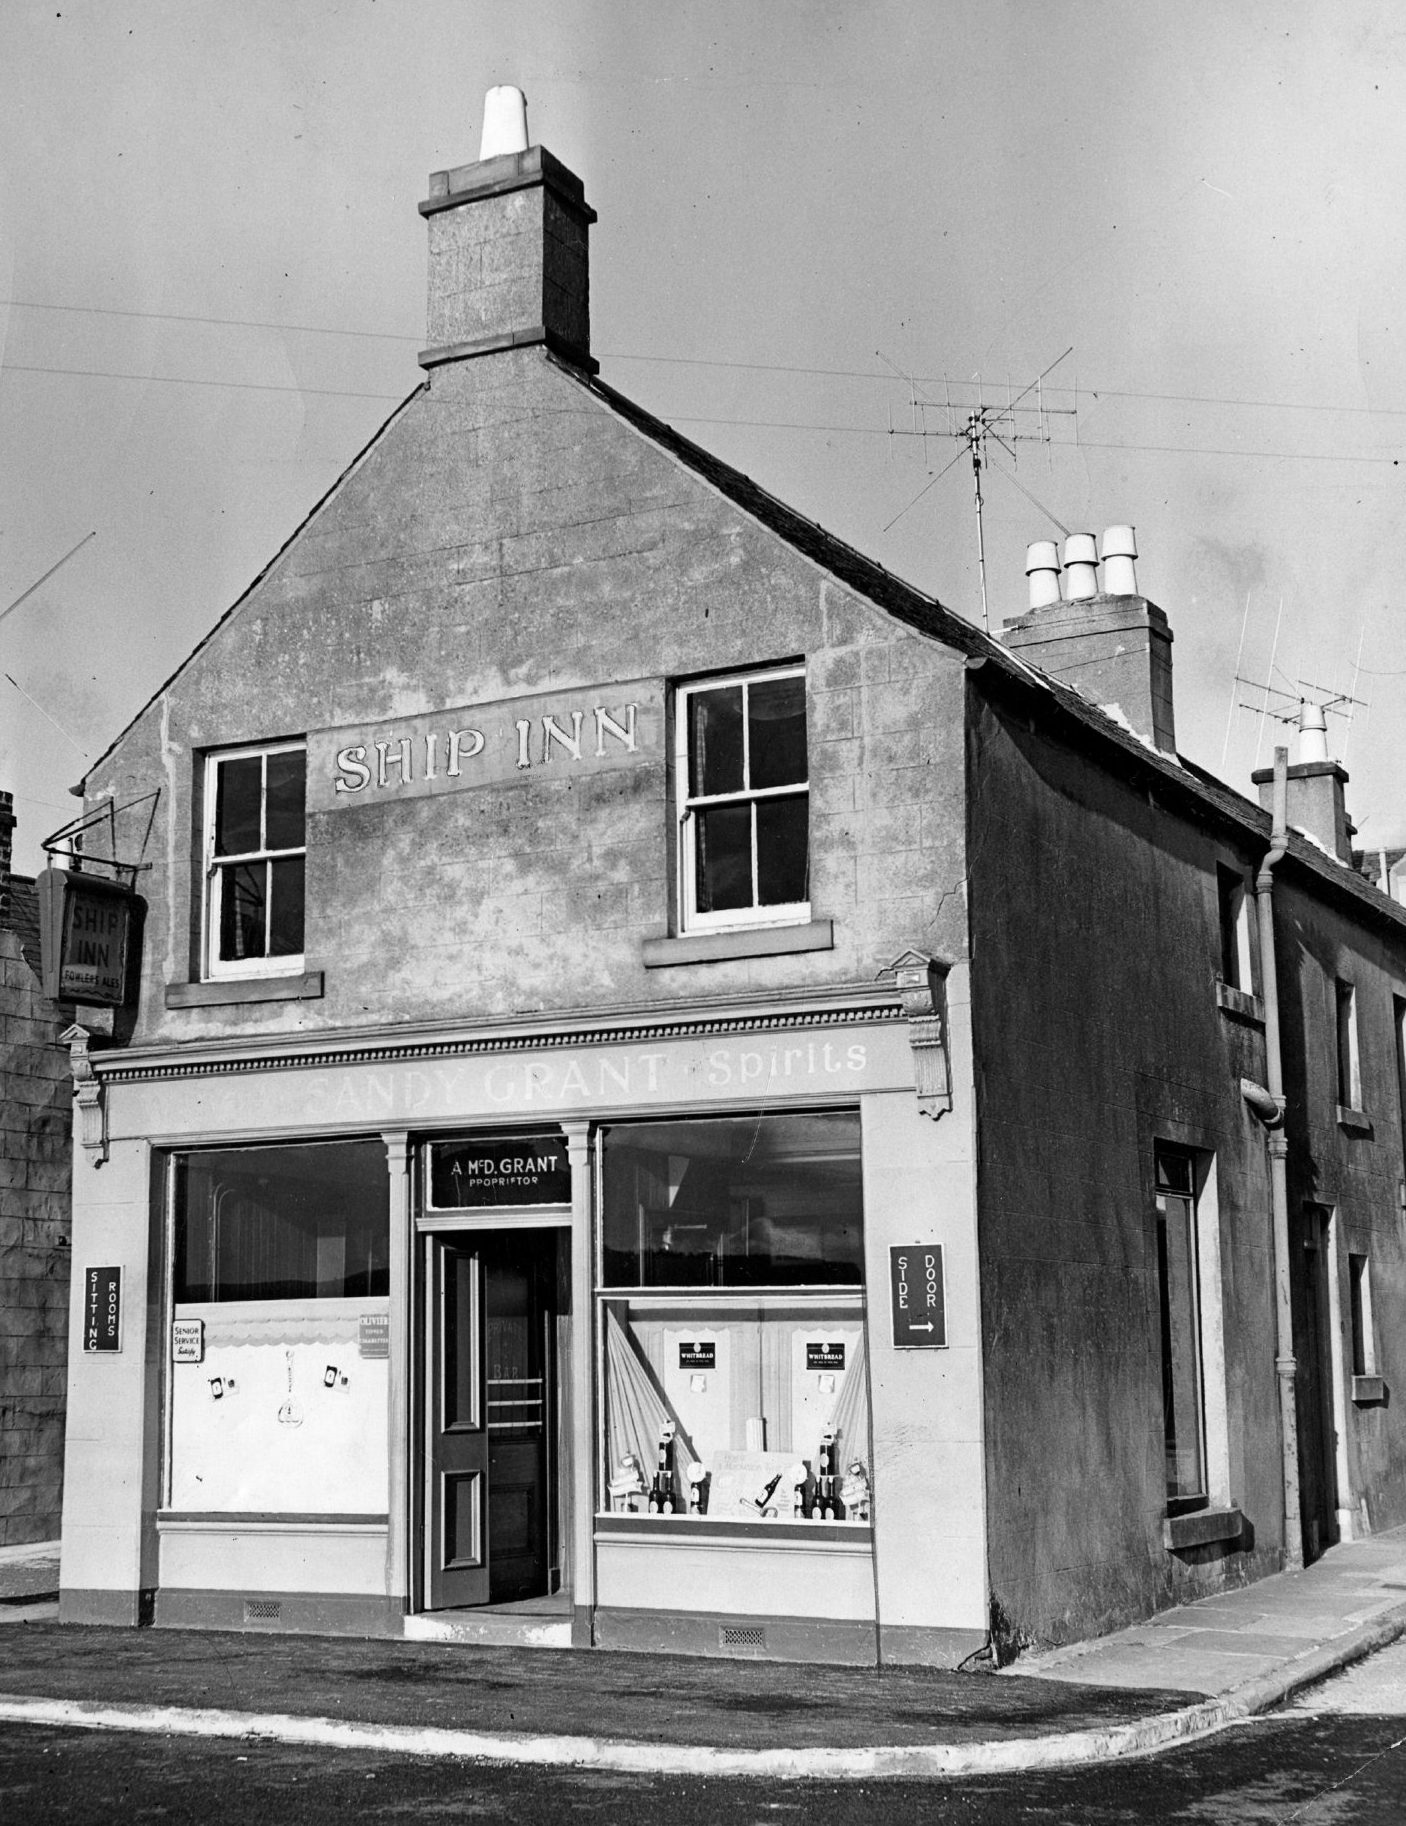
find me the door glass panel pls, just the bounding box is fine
[444,1250,479,1431]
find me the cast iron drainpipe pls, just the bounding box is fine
[1255,744,1304,1573]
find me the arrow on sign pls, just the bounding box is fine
[909,1321,935,1332]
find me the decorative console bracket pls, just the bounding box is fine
[882,950,953,1121]
[61,1023,107,1164]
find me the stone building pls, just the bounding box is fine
[1,792,72,1548]
[54,98,1406,1662]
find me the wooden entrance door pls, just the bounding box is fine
[426,1229,557,1610]
[1293,1206,1339,1563]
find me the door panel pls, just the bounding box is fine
[1293,1207,1339,1563]
[425,1229,558,1610]
[428,1240,490,1608]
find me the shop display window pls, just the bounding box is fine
[174,1140,388,1302]
[598,1112,870,1526]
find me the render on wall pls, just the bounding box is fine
[0,791,72,1547]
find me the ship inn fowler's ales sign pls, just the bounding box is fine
[307,678,663,812]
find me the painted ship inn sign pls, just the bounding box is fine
[307,678,662,812]
[37,867,141,1007]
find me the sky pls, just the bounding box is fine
[2,1,1405,874]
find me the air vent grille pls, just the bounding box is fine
[244,1599,282,1622]
[719,1624,766,1649]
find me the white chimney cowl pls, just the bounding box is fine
[1296,701,1330,764]
[1063,533,1099,600]
[1025,541,1062,609]
[1099,525,1138,595]
[480,86,529,160]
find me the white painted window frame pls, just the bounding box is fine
[674,664,810,937]
[202,740,307,982]
[1155,1145,1232,1515]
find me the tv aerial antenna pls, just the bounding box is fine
[1235,672,1367,770]
[880,349,1080,631]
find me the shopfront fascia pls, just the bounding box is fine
[61,987,988,1666]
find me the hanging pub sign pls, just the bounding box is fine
[37,867,141,1007]
[429,1134,572,1208]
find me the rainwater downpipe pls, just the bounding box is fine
[1255,744,1304,1572]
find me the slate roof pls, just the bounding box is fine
[73,344,1406,940]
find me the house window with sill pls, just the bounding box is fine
[1336,979,1362,1113]
[203,742,306,980]
[1216,864,1256,994]
[675,666,809,936]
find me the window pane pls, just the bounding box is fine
[748,675,807,788]
[602,1112,864,1289]
[689,687,744,797]
[213,756,263,856]
[1154,1151,1194,1197]
[174,1141,389,1302]
[217,861,267,961]
[756,793,808,905]
[265,749,306,851]
[603,1298,870,1519]
[695,803,753,912]
[267,854,305,957]
[1157,1190,1204,1502]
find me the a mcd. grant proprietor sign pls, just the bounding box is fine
[889,1244,947,1349]
[38,867,140,1007]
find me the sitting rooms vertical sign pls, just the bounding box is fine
[307,679,663,811]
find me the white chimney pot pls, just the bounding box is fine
[1296,701,1330,764]
[1099,524,1138,596]
[1063,532,1099,600]
[1025,540,1062,609]
[480,85,529,160]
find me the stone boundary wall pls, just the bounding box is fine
[0,791,72,1546]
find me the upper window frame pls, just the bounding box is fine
[202,739,307,982]
[673,663,811,937]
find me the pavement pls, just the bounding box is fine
[1,1527,1404,1779]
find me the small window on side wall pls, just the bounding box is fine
[204,742,306,979]
[1336,980,1362,1111]
[1216,865,1255,992]
[675,666,809,934]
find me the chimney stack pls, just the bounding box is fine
[1251,702,1354,863]
[419,86,597,376]
[1003,524,1177,754]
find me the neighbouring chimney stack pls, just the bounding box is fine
[1251,702,1354,862]
[1003,525,1176,754]
[419,85,597,376]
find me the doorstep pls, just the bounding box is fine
[403,1599,573,1649]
